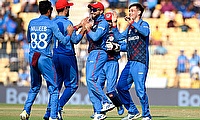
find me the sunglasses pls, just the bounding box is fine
[90,8,99,12]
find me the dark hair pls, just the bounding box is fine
[129,3,144,17]
[39,0,53,15]
[56,8,65,13]
[56,8,64,13]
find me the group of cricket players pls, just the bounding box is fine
[19,0,152,120]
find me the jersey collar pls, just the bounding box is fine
[55,16,69,20]
[95,14,105,22]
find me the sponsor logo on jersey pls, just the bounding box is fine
[128,36,139,41]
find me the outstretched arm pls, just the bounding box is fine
[52,22,71,45]
[70,17,89,44]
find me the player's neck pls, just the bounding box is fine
[134,17,140,23]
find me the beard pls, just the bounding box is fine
[65,11,69,17]
[92,13,100,20]
[48,13,52,19]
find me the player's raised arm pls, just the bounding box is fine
[131,20,150,37]
[111,11,128,41]
[87,21,109,41]
[70,18,88,44]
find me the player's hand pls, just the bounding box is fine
[81,25,87,31]
[124,16,130,21]
[112,11,118,26]
[81,17,90,25]
[106,41,113,51]
[85,23,92,31]
[67,25,74,36]
[112,11,118,23]
[79,25,87,35]
[81,17,90,26]
[124,16,134,24]
[75,17,90,30]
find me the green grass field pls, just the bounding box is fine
[0,103,199,120]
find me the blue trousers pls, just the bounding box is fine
[97,60,119,103]
[116,61,151,118]
[52,54,78,109]
[86,50,107,113]
[24,54,59,119]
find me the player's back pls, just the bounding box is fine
[27,15,55,57]
[52,16,75,55]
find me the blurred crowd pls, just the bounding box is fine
[0,0,200,88]
[174,49,200,88]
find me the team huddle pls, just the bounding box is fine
[19,0,152,120]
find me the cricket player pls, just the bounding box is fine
[83,2,110,120]
[90,11,127,119]
[19,1,73,120]
[112,3,152,120]
[43,0,87,119]
[96,12,127,115]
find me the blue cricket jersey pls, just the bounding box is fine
[106,30,126,61]
[112,19,150,67]
[27,15,70,57]
[86,14,109,53]
[52,16,83,55]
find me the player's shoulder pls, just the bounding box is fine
[53,17,73,26]
[139,19,150,28]
[68,20,74,26]
[62,19,73,26]
[29,17,39,24]
[51,17,56,21]
[99,19,109,27]
[29,18,39,27]
[140,19,149,25]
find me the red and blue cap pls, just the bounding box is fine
[88,2,104,10]
[105,12,112,21]
[56,0,74,10]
